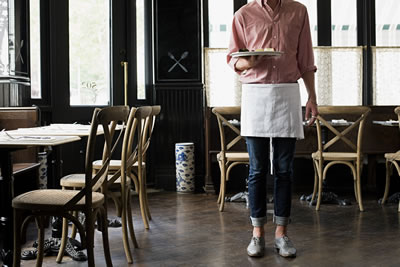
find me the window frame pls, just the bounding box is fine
[29,0,154,121]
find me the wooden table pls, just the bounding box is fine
[0,133,81,263]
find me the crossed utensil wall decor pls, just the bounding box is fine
[168,51,189,72]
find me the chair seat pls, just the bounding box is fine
[312,152,358,161]
[93,159,145,170]
[217,152,249,162]
[12,189,104,210]
[384,151,400,161]
[60,173,131,188]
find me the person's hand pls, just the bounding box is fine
[245,55,259,69]
[236,55,260,71]
[305,98,318,126]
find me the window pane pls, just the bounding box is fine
[299,47,362,106]
[331,0,357,46]
[30,0,41,99]
[0,0,9,76]
[69,0,110,106]
[208,0,233,48]
[376,0,400,46]
[296,0,317,47]
[205,48,241,106]
[136,0,145,99]
[373,48,400,105]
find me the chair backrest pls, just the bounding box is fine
[395,107,400,132]
[65,105,130,210]
[212,106,244,155]
[315,106,371,157]
[141,105,161,158]
[123,106,153,181]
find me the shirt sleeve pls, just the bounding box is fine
[227,14,246,74]
[297,9,317,75]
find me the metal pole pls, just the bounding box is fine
[121,61,128,106]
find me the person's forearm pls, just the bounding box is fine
[302,70,317,103]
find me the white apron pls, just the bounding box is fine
[241,83,304,139]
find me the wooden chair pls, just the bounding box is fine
[381,106,400,212]
[92,105,160,229]
[132,105,161,228]
[311,106,371,211]
[12,105,129,267]
[212,107,249,212]
[59,107,152,263]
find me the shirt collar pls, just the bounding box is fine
[256,0,282,9]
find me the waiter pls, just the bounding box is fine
[227,0,318,258]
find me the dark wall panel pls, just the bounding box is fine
[154,0,201,82]
[151,85,205,191]
[152,0,204,191]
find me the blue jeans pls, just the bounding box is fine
[246,137,296,227]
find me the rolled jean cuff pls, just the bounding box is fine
[273,215,291,226]
[250,216,267,227]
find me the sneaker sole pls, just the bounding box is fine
[247,249,265,257]
[274,246,296,258]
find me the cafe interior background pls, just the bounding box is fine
[0,0,400,265]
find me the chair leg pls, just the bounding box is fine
[311,160,318,202]
[99,208,113,267]
[121,184,133,263]
[219,169,227,212]
[70,211,78,239]
[217,161,223,204]
[13,209,23,267]
[316,164,323,211]
[356,166,364,212]
[382,160,392,205]
[353,179,358,203]
[138,177,150,229]
[20,215,34,245]
[85,212,95,267]
[56,217,69,263]
[143,170,152,221]
[127,188,139,248]
[35,216,45,267]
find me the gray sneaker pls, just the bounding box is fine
[274,236,296,257]
[247,236,265,257]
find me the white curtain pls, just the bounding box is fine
[204,47,363,107]
[373,47,400,105]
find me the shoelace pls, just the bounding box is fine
[252,236,263,245]
[281,236,293,247]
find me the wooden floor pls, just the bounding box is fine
[19,191,400,267]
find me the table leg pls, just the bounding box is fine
[0,151,14,266]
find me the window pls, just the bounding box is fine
[136,0,145,99]
[30,0,41,99]
[373,0,400,105]
[69,0,110,106]
[376,0,400,46]
[331,0,357,47]
[296,0,317,47]
[0,0,9,76]
[208,0,233,48]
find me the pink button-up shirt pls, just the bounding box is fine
[227,0,317,84]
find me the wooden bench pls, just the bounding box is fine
[0,107,41,195]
